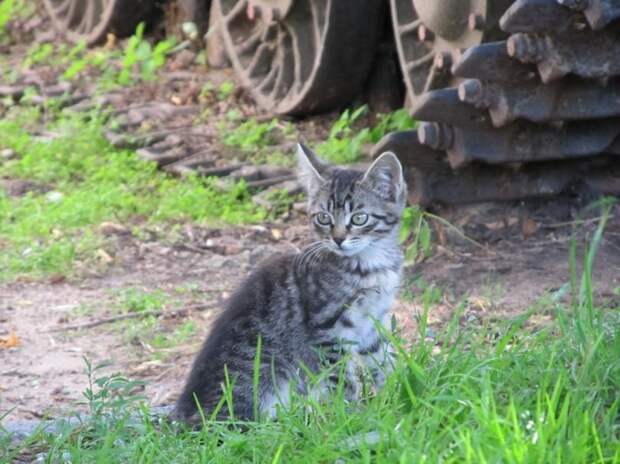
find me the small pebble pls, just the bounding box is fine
[1,148,15,159]
[98,221,130,236]
[45,191,63,203]
[182,22,199,41]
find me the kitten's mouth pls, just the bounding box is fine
[328,243,347,255]
[330,242,363,257]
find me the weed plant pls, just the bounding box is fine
[0,109,265,281]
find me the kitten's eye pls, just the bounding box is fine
[315,212,332,226]
[351,213,369,226]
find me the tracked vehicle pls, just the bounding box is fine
[42,0,620,206]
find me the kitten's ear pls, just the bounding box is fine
[296,143,327,196]
[361,152,406,202]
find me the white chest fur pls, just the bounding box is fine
[334,267,401,348]
[356,268,400,316]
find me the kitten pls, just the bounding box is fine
[173,143,407,423]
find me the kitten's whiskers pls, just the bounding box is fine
[296,241,326,271]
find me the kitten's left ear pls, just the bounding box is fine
[361,152,406,202]
[296,143,328,196]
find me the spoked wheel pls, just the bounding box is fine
[42,0,156,45]
[390,0,512,107]
[215,0,385,115]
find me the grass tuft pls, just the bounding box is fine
[318,107,416,164]
[0,108,265,281]
[4,211,619,461]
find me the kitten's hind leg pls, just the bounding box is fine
[259,378,293,418]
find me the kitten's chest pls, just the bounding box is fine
[355,269,400,313]
[333,268,400,343]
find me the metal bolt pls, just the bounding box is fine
[418,123,439,148]
[417,24,435,42]
[468,13,485,31]
[506,35,520,58]
[418,122,454,150]
[434,51,452,71]
[458,79,483,104]
[507,33,544,63]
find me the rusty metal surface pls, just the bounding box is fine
[558,0,620,30]
[504,0,620,34]
[387,0,620,205]
[390,0,513,108]
[417,119,620,168]
[374,131,620,205]
[507,28,620,83]
[451,41,537,82]
[458,78,620,127]
[500,0,579,33]
[216,0,384,115]
[585,163,620,195]
[410,87,489,127]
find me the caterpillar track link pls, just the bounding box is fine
[378,0,620,206]
[41,0,620,206]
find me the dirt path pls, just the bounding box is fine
[0,222,310,420]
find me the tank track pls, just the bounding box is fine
[37,0,620,206]
[377,0,620,206]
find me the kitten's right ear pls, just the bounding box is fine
[296,143,327,196]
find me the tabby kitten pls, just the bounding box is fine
[173,143,407,423]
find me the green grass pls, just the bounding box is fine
[263,188,304,219]
[218,106,416,167]
[117,22,176,86]
[222,118,279,152]
[3,210,619,462]
[116,287,170,314]
[400,206,432,265]
[112,287,198,358]
[120,315,198,359]
[0,0,35,44]
[23,42,56,68]
[0,108,265,281]
[150,320,197,349]
[0,0,14,32]
[16,22,176,89]
[318,106,417,164]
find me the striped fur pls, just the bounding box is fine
[173,144,407,424]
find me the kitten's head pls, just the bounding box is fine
[297,143,407,257]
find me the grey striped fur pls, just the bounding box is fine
[173,143,407,423]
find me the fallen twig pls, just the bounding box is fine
[47,302,221,333]
[539,214,614,229]
[425,212,490,252]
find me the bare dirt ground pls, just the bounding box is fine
[0,222,313,420]
[2,200,619,421]
[1,13,619,423]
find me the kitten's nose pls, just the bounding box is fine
[333,236,345,247]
